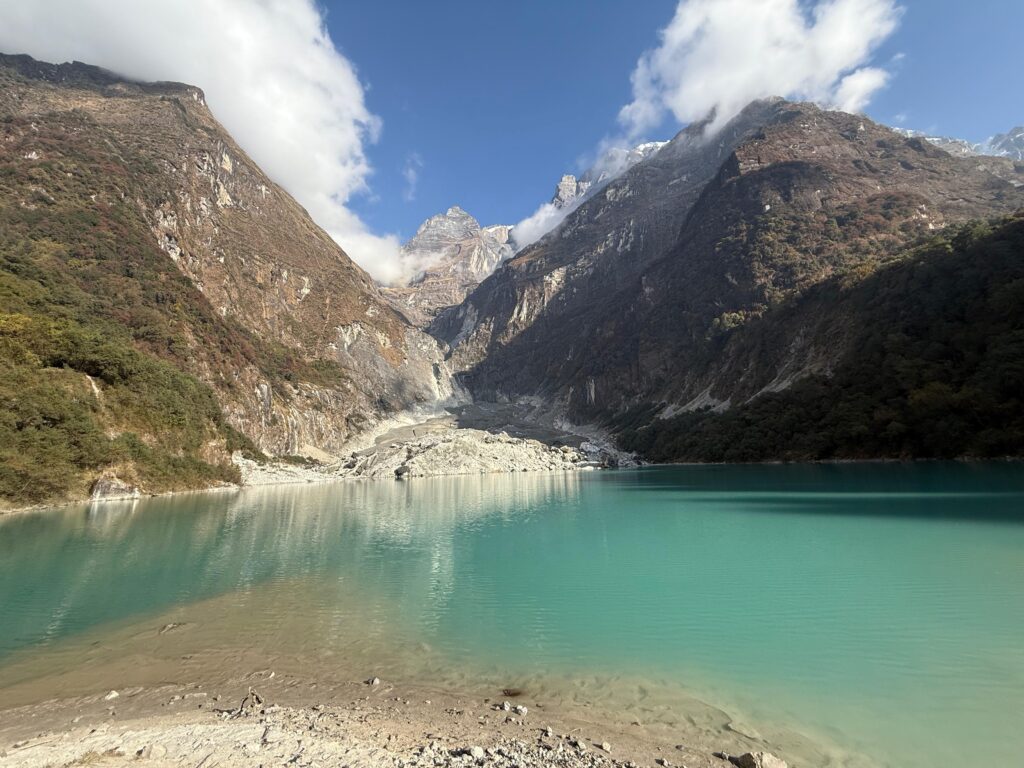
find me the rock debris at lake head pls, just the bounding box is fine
[235,424,638,487]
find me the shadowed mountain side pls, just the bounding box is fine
[611,214,1024,461]
[433,101,1023,460]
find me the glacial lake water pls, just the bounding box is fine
[1,464,1023,766]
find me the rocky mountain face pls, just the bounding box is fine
[988,126,1024,161]
[0,53,455,504]
[381,206,513,327]
[616,212,1024,461]
[3,51,1021,506]
[433,100,1024,458]
[430,99,796,370]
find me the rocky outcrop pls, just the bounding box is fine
[382,207,514,327]
[549,141,668,213]
[89,473,142,501]
[736,753,787,768]
[723,752,788,768]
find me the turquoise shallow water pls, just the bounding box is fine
[2,463,1023,766]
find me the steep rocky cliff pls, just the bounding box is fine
[381,206,513,327]
[435,100,1024,444]
[0,53,455,505]
[615,213,1024,460]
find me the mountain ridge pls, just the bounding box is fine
[432,100,1024,453]
[0,52,456,505]
[380,206,514,327]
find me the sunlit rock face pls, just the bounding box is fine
[0,53,456,457]
[551,141,669,212]
[381,207,514,327]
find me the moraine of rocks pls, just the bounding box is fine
[235,426,637,487]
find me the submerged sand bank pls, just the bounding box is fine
[0,593,872,768]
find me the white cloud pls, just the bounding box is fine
[512,201,576,249]
[0,0,410,284]
[402,153,423,202]
[833,66,891,114]
[619,0,902,139]
[516,0,902,249]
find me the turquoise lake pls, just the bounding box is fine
[1,464,1023,766]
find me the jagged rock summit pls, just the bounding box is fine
[549,141,669,211]
[988,125,1024,161]
[381,206,514,327]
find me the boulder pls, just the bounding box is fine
[729,752,788,768]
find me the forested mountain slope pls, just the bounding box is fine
[613,214,1024,460]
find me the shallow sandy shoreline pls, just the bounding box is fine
[0,672,798,768]
[0,592,869,768]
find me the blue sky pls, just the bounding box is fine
[326,0,1023,239]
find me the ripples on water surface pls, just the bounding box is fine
[1,463,1023,767]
